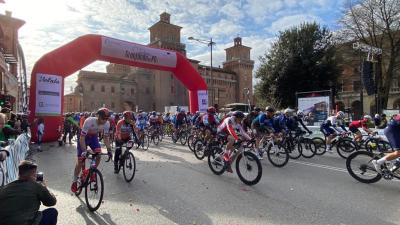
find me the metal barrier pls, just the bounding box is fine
[1,132,31,185]
[306,126,387,141]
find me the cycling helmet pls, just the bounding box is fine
[180,108,186,113]
[233,111,245,119]
[265,106,275,113]
[97,108,110,119]
[207,106,216,114]
[152,111,156,116]
[123,111,133,119]
[195,111,200,115]
[336,111,345,118]
[374,114,380,119]
[297,110,304,118]
[363,115,372,121]
[284,108,294,115]
[254,107,261,112]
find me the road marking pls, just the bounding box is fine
[291,160,348,173]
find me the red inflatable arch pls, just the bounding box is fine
[28,34,208,142]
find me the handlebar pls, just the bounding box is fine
[82,151,112,162]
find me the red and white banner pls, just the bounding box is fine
[101,36,177,68]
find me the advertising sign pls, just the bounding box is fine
[101,36,177,68]
[197,90,208,112]
[298,96,330,122]
[36,73,62,115]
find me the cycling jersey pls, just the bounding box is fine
[174,112,187,128]
[149,115,159,126]
[115,120,134,141]
[243,112,259,132]
[384,115,400,149]
[217,116,250,141]
[272,114,289,133]
[320,116,347,135]
[349,119,368,133]
[287,116,311,133]
[77,117,110,157]
[136,115,148,131]
[252,113,275,133]
[202,113,219,127]
[163,115,172,123]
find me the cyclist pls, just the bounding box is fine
[163,112,172,124]
[149,111,159,130]
[114,111,135,173]
[202,107,220,146]
[243,107,261,132]
[174,109,187,137]
[191,111,202,128]
[372,114,400,173]
[135,112,148,146]
[320,111,347,153]
[217,111,251,173]
[251,106,275,158]
[349,115,374,143]
[71,108,112,193]
[287,110,312,135]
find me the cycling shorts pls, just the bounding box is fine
[77,135,102,158]
[320,126,335,136]
[384,124,400,149]
[175,121,183,129]
[349,126,360,134]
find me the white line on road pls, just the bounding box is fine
[291,160,348,173]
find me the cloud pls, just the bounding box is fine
[209,19,243,38]
[267,14,321,34]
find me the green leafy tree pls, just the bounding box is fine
[255,22,341,108]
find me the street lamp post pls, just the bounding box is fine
[188,36,216,106]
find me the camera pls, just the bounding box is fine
[36,172,44,182]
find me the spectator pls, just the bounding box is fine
[0,113,21,141]
[21,114,30,132]
[37,118,45,152]
[0,160,58,225]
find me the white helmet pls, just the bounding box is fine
[336,111,345,118]
[363,115,372,121]
[374,114,380,119]
[297,110,304,117]
[284,108,294,115]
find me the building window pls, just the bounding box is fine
[353,80,361,92]
[91,84,95,91]
[111,86,115,93]
[121,87,125,94]
[146,87,150,94]
[101,85,105,92]
[131,88,135,95]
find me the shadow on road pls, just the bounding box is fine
[76,203,117,225]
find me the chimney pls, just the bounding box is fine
[160,12,170,23]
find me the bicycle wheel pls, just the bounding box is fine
[337,139,357,159]
[208,146,226,175]
[123,152,136,182]
[266,144,289,167]
[180,132,188,145]
[187,135,196,152]
[0,165,5,187]
[141,135,149,150]
[300,139,316,158]
[193,139,206,160]
[236,151,262,186]
[84,168,104,212]
[346,151,382,184]
[286,140,302,159]
[312,137,326,155]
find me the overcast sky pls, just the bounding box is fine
[3,0,346,93]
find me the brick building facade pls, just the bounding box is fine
[74,12,254,112]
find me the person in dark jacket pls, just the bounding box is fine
[0,160,58,225]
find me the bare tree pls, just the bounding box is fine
[339,0,400,111]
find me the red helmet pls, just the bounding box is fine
[207,106,216,114]
[96,108,110,119]
[123,111,133,119]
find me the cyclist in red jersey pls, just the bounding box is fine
[114,111,135,173]
[349,115,374,143]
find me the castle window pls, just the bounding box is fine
[91,84,95,91]
[111,86,115,93]
[101,85,105,92]
[131,88,135,95]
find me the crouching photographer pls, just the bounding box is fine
[0,160,58,225]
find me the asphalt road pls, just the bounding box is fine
[31,137,400,225]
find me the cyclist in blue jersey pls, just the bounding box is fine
[71,108,112,193]
[320,111,347,152]
[136,112,148,146]
[191,111,202,128]
[251,106,276,158]
[372,114,400,173]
